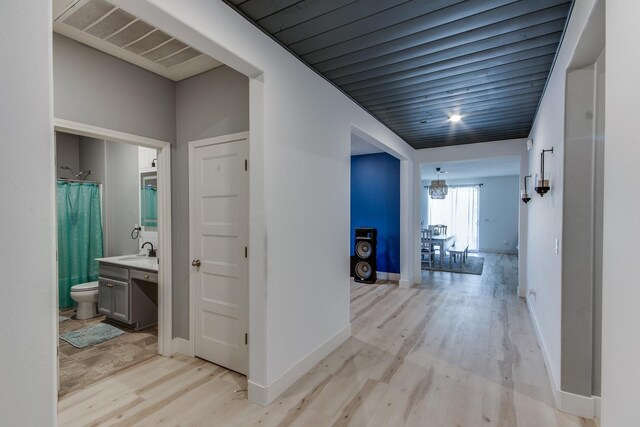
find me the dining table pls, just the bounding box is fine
[429,233,456,268]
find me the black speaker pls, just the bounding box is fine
[354,228,377,283]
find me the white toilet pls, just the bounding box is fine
[70,281,99,320]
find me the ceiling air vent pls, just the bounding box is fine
[53,0,222,81]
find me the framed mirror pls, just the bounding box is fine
[140,171,157,228]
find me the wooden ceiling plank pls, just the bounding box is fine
[372,87,544,119]
[383,102,540,127]
[402,118,534,135]
[258,0,359,33]
[360,61,553,107]
[411,130,530,148]
[391,108,535,133]
[348,49,557,98]
[394,112,537,133]
[409,127,531,142]
[368,79,547,114]
[402,124,533,141]
[336,30,562,87]
[357,57,553,104]
[362,71,551,111]
[288,0,514,55]
[328,20,566,82]
[316,2,566,78]
[239,0,303,21]
[374,92,544,123]
[276,0,414,45]
[342,42,559,93]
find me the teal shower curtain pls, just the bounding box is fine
[57,181,104,309]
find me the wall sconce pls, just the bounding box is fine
[535,148,553,196]
[521,175,532,203]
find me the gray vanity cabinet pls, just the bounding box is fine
[98,265,131,323]
[98,278,130,322]
[98,263,157,330]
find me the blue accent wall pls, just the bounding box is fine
[351,153,400,274]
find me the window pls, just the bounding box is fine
[428,185,480,251]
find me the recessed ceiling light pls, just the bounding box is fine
[449,114,462,123]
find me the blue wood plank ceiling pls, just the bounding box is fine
[223,0,573,149]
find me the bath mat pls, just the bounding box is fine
[422,254,484,275]
[59,316,70,322]
[60,323,125,349]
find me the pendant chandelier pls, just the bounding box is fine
[429,167,448,199]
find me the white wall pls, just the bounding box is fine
[105,141,139,257]
[423,176,519,254]
[53,33,176,143]
[413,139,528,291]
[56,131,80,175]
[112,0,416,405]
[602,0,640,424]
[0,1,57,425]
[525,0,599,415]
[174,65,250,339]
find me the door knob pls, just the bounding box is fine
[192,259,201,267]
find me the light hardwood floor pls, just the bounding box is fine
[58,253,597,426]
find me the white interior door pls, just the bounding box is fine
[190,132,248,375]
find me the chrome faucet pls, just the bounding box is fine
[142,242,156,258]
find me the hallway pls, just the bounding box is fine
[58,254,596,426]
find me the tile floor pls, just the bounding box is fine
[58,308,157,396]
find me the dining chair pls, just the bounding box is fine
[434,224,448,235]
[421,228,433,267]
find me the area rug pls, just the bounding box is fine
[60,323,125,349]
[58,316,70,323]
[422,254,484,275]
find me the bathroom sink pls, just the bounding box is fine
[118,255,150,261]
[96,255,159,272]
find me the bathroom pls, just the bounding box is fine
[56,131,160,395]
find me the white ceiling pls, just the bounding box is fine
[421,157,520,181]
[351,134,383,156]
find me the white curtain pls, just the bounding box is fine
[427,185,479,251]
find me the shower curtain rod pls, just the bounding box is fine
[57,178,102,185]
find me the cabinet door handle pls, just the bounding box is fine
[107,283,113,288]
[192,259,201,267]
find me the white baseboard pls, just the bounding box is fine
[478,248,518,255]
[376,271,401,281]
[556,389,596,419]
[526,298,597,419]
[171,337,194,357]
[594,396,601,418]
[248,324,351,407]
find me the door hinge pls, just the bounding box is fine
[245,333,248,345]
[244,159,248,171]
[245,247,248,258]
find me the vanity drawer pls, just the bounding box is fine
[130,269,158,283]
[99,264,129,281]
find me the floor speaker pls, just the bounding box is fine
[354,228,377,283]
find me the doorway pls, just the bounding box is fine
[189,132,249,375]
[54,119,173,392]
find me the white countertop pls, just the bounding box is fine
[96,254,158,272]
